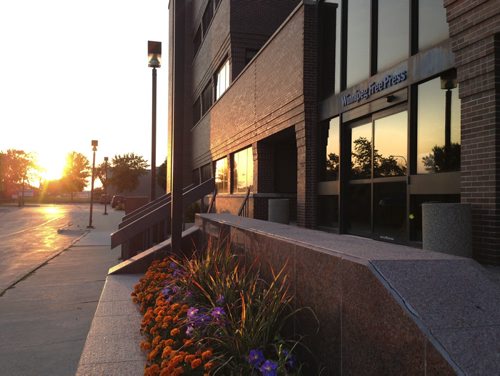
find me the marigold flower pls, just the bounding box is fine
[170,328,180,336]
[204,361,215,370]
[161,346,172,358]
[172,354,184,366]
[185,354,195,363]
[191,358,202,369]
[201,350,213,361]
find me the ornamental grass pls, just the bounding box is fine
[132,239,316,376]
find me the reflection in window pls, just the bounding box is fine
[214,158,228,193]
[417,77,461,174]
[373,182,407,241]
[325,117,340,180]
[215,60,230,100]
[374,111,407,177]
[346,0,370,88]
[377,0,409,72]
[351,122,372,179]
[233,147,253,193]
[348,184,371,235]
[419,0,449,51]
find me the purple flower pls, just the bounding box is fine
[210,307,225,321]
[283,349,296,370]
[169,261,177,269]
[187,307,199,320]
[194,313,211,326]
[161,287,172,297]
[216,294,225,305]
[259,360,278,376]
[185,325,194,337]
[247,349,265,368]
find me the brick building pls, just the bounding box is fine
[167,0,500,265]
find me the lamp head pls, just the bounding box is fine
[148,41,162,68]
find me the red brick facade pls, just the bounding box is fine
[444,0,500,263]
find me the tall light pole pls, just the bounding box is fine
[148,41,161,201]
[88,140,98,229]
[103,156,108,215]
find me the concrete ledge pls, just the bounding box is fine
[76,274,145,376]
[196,213,500,375]
[108,226,201,275]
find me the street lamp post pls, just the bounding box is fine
[88,140,98,229]
[103,156,108,215]
[148,41,161,202]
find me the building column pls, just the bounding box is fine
[443,0,500,264]
[253,141,274,220]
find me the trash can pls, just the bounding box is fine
[268,199,290,224]
[422,203,472,257]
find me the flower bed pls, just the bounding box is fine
[132,240,316,375]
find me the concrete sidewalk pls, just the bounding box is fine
[0,208,124,376]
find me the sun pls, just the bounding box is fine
[37,152,66,181]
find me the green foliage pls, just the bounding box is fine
[109,153,149,193]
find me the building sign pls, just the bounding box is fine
[341,70,408,107]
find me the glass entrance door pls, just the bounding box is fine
[346,109,408,242]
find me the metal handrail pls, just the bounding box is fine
[237,187,251,217]
[110,178,214,250]
[119,184,194,228]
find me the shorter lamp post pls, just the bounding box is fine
[103,156,108,215]
[148,40,161,201]
[88,140,98,229]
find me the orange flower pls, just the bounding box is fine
[185,354,195,363]
[201,349,213,361]
[140,341,152,351]
[161,346,172,358]
[191,358,202,369]
[173,366,185,376]
[183,339,193,347]
[170,327,180,336]
[145,364,160,376]
[172,354,184,366]
[204,361,215,370]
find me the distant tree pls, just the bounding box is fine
[109,153,149,193]
[0,150,38,203]
[326,152,339,180]
[61,152,91,201]
[157,158,167,192]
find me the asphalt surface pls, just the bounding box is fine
[0,204,124,376]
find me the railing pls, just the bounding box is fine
[237,188,251,217]
[111,178,215,258]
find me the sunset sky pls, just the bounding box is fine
[0,0,169,181]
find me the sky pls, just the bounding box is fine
[0,0,169,181]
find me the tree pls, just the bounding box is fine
[61,152,91,200]
[422,143,461,173]
[157,158,167,192]
[0,150,38,202]
[109,153,149,193]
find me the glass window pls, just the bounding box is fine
[377,0,409,72]
[201,163,212,182]
[346,0,370,88]
[201,82,213,115]
[214,157,228,193]
[318,195,339,228]
[202,0,214,36]
[193,97,201,126]
[325,117,340,180]
[374,111,407,177]
[417,77,461,174]
[351,121,372,179]
[193,27,202,57]
[233,147,253,193]
[348,184,371,235]
[215,59,230,100]
[419,0,449,51]
[373,182,407,242]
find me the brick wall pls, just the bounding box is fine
[191,5,305,167]
[443,0,500,264]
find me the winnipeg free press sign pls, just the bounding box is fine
[341,69,408,107]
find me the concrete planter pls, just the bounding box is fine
[268,198,290,224]
[422,203,472,257]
